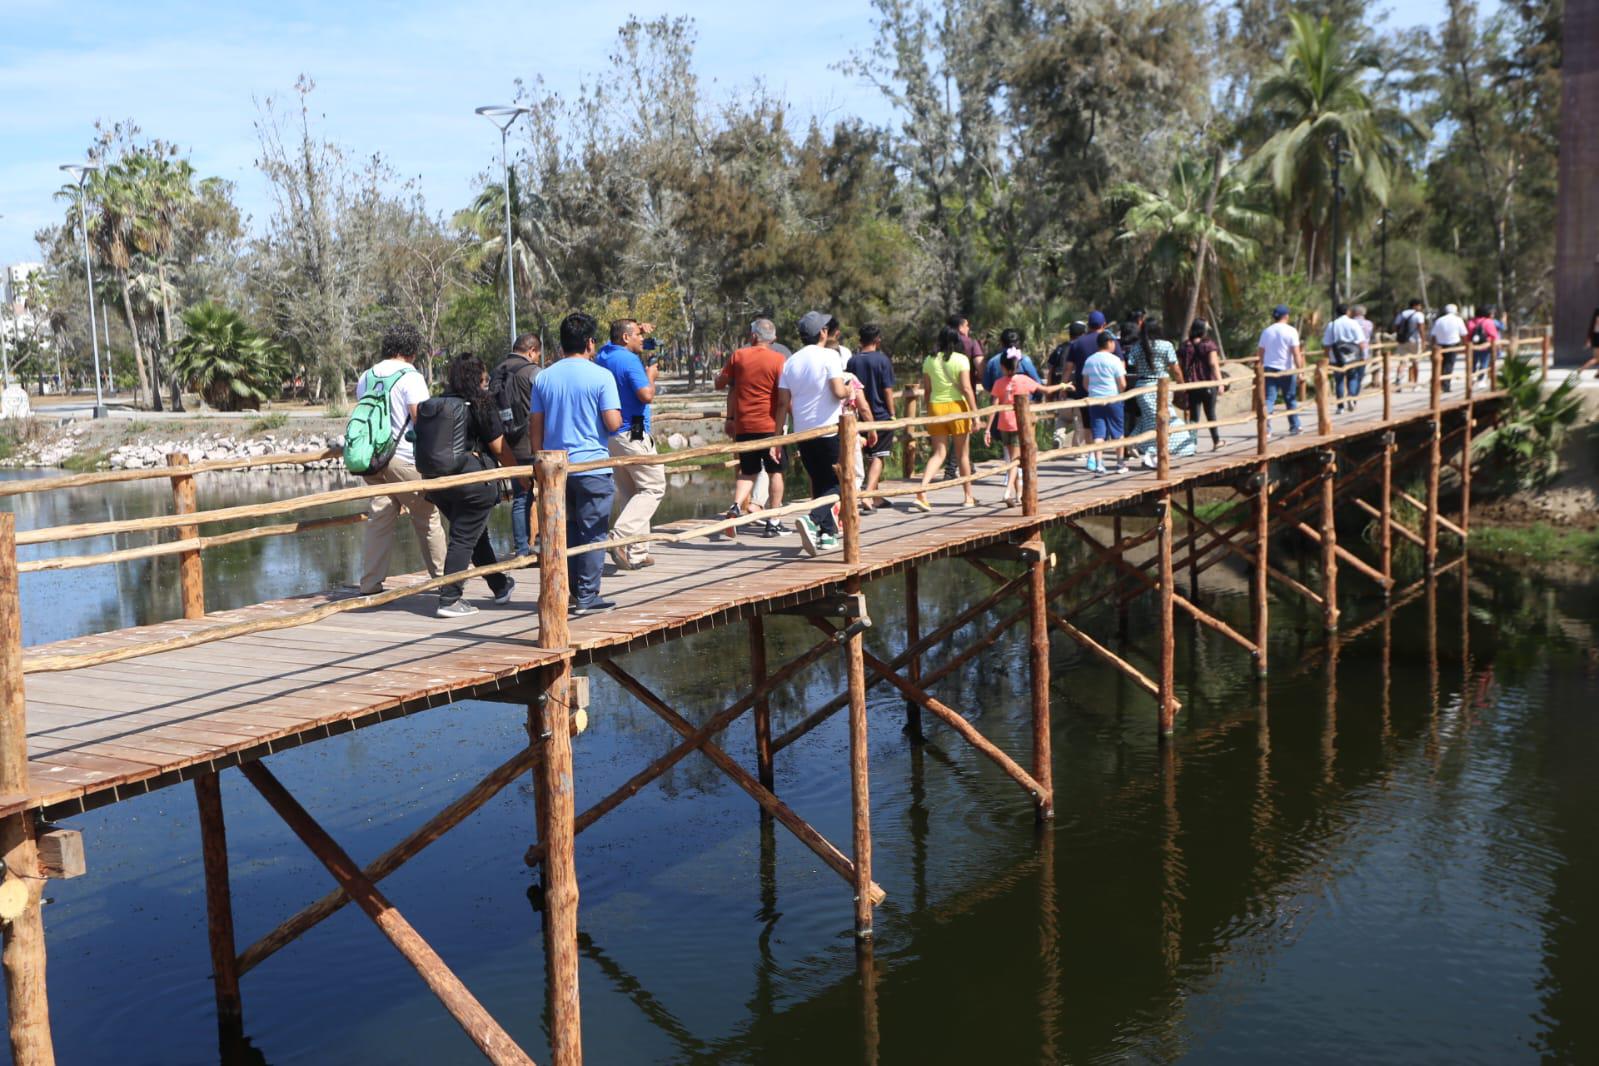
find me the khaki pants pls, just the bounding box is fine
[360,456,447,593]
[608,433,666,565]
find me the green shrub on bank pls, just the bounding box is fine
[1473,356,1583,491]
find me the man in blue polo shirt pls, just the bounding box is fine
[595,318,663,571]
[530,312,623,615]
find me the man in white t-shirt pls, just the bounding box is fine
[354,322,446,593]
[772,309,849,555]
[1255,304,1303,435]
[1392,299,1426,390]
[1430,303,1468,392]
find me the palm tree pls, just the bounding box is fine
[1115,151,1274,329]
[169,304,285,411]
[453,170,560,332]
[1249,13,1427,282]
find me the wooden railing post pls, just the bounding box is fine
[836,410,875,938]
[0,513,56,1066]
[1540,332,1550,379]
[1154,380,1170,481]
[1381,347,1392,422]
[167,453,205,618]
[1015,394,1052,819]
[1314,363,1332,436]
[1254,361,1268,457]
[902,389,920,482]
[531,450,581,1066]
[1252,468,1270,679]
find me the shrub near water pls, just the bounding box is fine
[1472,355,1583,491]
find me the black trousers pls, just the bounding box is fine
[428,480,511,606]
[797,434,841,535]
[1188,387,1220,444]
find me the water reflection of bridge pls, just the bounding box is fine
[0,350,1506,1063]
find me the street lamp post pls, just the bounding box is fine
[61,163,107,418]
[475,105,534,346]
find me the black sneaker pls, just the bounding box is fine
[764,519,792,537]
[568,598,617,617]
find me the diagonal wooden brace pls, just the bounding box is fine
[807,619,1046,803]
[526,632,840,867]
[599,660,886,906]
[1161,506,1324,608]
[1295,522,1393,589]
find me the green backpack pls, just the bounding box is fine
[343,367,413,475]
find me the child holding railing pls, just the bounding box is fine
[983,350,1044,505]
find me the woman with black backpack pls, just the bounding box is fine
[415,352,524,619]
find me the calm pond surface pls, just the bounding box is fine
[3,468,1597,1065]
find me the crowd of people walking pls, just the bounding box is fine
[349,297,1511,618]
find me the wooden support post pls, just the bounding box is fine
[1381,348,1392,422]
[1318,451,1340,631]
[1314,364,1332,436]
[193,775,242,1033]
[838,412,875,940]
[1113,514,1128,639]
[533,449,582,1066]
[1016,396,1052,820]
[1460,407,1473,538]
[170,454,242,1036]
[1380,432,1394,595]
[167,453,205,618]
[1185,484,1199,599]
[1539,333,1550,379]
[1426,358,1442,572]
[1155,379,1170,481]
[903,567,923,740]
[750,615,773,791]
[1254,360,1268,456]
[239,762,534,1065]
[0,514,56,1066]
[1252,466,1269,678]
[1157,497,1177,736]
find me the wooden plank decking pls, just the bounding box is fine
[8,384,1481,819]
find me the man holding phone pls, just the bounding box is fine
[595,318,664,570]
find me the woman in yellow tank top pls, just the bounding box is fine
[914,324,979,510]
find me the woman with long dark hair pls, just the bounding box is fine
[1178,319,1223,450]
[914,324,978,510]
[1123,316,1184,468]
[420,352,522,618]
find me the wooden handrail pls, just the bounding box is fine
[0,447,340,499]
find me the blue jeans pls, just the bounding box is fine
[567,472,615,608]
[1264,377,1301,433]
[511,478,535,556]
[1334,362,1365,400]
[1472,349,1492,372]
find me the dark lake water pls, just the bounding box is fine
[3,469,1597,1065]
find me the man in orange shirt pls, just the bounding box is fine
[716,317,790,537]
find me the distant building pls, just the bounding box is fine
[5,263,43,314]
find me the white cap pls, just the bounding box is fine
[1444,303,1458,315]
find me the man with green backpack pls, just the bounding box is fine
[347,323,446,594]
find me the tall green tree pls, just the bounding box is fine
[1249,12,1426,287]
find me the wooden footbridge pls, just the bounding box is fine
[0,339,1529,1064]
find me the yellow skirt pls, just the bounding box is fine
[928,399,972,437]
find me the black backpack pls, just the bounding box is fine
[1395,312,1417,344]
[489,354,537,446]
[1470,320,1490,345]
[413,396,473,479]
[1330,340,1360,366]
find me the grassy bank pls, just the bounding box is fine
[1469,522,1599,567]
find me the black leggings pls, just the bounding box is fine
[797,434,841,534]
[1187,387,1219,444]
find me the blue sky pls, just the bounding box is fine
[1,0,1469,268]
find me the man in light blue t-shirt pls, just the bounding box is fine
[529,312,623,615]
